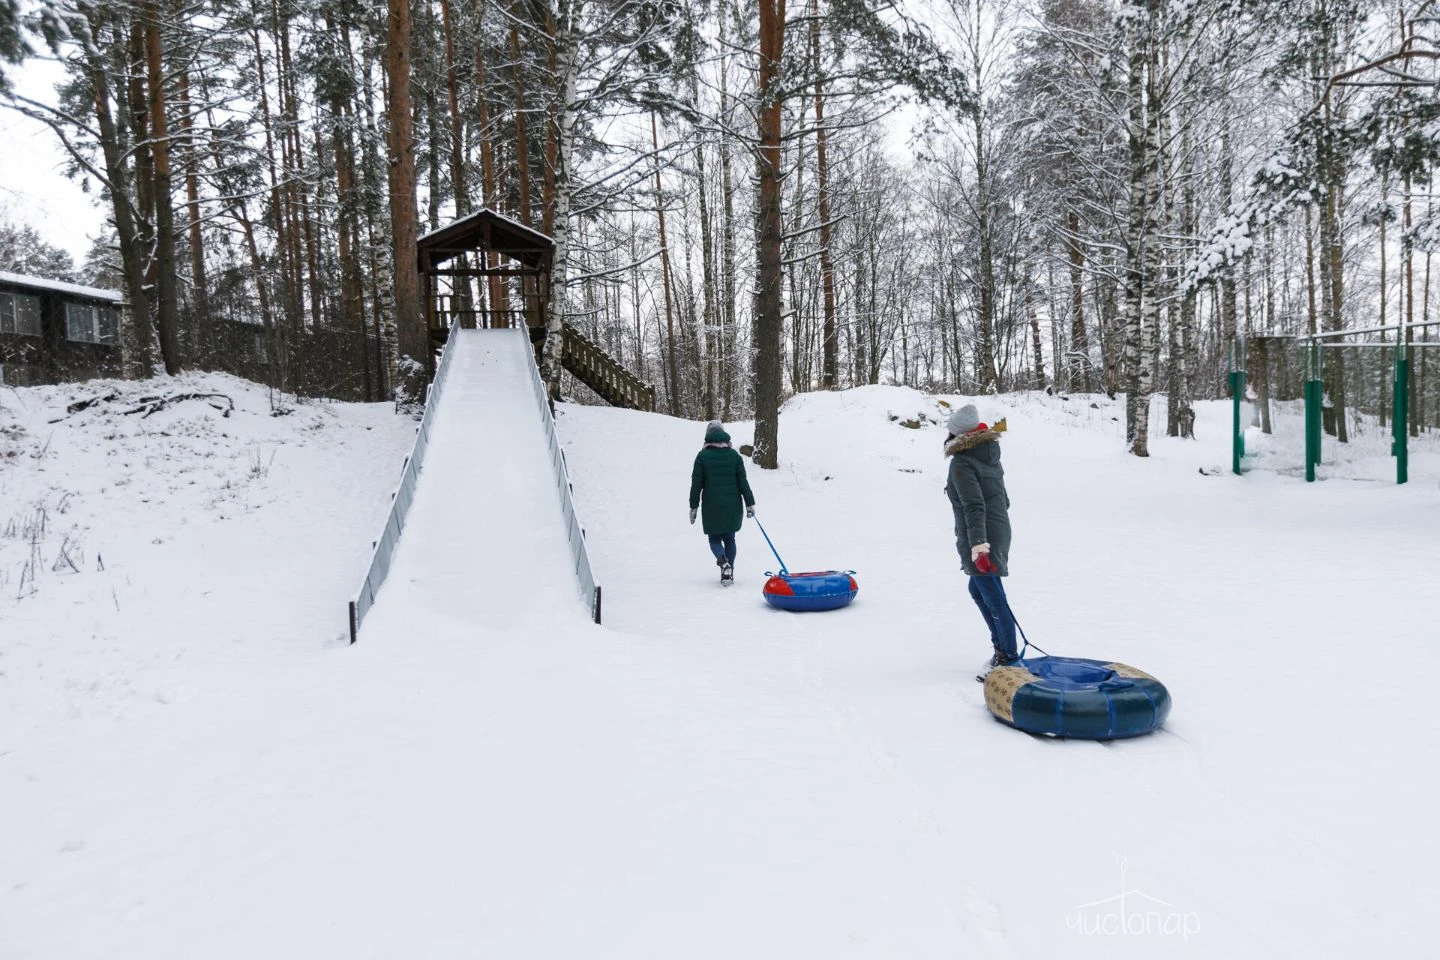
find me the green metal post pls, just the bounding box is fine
[1231,370,1246,475]
[1230,338,1246,475]
[1304,379,1317,482]
[1395,352,1409,484]
[1304,341,1322,482]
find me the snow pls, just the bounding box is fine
[3,359,1439,956]
[356,328,587,634]
[0,270,123,303]
[417,206,553,248]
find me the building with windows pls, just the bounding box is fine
[0,271,124,385]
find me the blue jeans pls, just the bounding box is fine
[708,533,737,565]
[969,575,1017,659]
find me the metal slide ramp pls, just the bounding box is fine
[350,328,600,639]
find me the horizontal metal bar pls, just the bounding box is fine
[426,269,545,277]
[1302,319,1440,339]
[1318,341,1440,348]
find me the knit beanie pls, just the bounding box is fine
[704,420,730,444]
[947,403,981,436]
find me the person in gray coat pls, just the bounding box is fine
[944,403,1018,667]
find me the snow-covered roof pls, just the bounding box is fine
[417,208,554,272]
[417,207,553,248]
[0,271,123,303]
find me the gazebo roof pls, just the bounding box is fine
[417,209,554,273]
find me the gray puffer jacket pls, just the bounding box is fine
[944,429,1011,577]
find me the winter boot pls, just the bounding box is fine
[720,561,734,585]
[977,649,1022,683]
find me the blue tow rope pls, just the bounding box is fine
[992,581,1048,658]
[752,517,788,575]
[974,554,1050,659]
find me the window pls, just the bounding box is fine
[0,362,40,386]
[65,302,119,345]
[0,292,42,337]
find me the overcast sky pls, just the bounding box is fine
[1,56,108,265]
[0,46,930,273]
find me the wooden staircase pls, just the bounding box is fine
[560,322,656,411]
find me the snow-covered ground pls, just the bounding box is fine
[3,361,1438,958]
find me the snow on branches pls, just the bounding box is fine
[1185,141,1317,291]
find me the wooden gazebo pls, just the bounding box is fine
[416,209,655,411]
[417,208,552,340]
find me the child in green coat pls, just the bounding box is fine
[689,420,756,584]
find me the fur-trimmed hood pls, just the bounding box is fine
[944,428,1002,457]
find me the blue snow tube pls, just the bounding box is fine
[762,571,858,612]
[983,656,1171,739]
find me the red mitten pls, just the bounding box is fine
[976,552,996,574]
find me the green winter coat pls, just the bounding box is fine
[689,428,755,535]
[945,428,1012,576]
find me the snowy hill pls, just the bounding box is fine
[1,374,415,722]
[3,375,1438,957]
[559,387,1440,957]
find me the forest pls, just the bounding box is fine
[3,0,1439,464]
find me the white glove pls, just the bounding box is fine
[746,505,756,518]
[689,508,697,524]
[970,542,991,563]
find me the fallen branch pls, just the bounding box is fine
[123,393,235,419]
[63,391,121,416]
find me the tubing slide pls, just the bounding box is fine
[350,327,600,640]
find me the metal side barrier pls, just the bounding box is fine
[518,331,602,624]
[347,337,462,643]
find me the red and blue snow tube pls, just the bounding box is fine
[762,571,858,612]
[983,656,1171,739]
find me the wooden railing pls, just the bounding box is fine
[429,299,653,411]
[560,322,656,411]
[431,303,532,331]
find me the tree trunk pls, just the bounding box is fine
[1173,124,1196,438]
[751,0,786,469]
[973,99,998,394]
[811,4,838,390]
[440,0,468,214]
[1028,281,1046,388]
[86,17,152,378]
[387,0,427,405]
[1405,170,1418,436]
[145,0,181,375]
[126,20,158,373]
[1219,117,1237,394]
[237,201,280,386]
[696,134,719,421]
[252,27,295,387]
[1121,4,1158,456]
[542,6,559,236]
[326,9,370,399]
[510,7,532,226]
[174,61,209,363]
[1318,90,1348,442]
[1066,208,1090,392]
[471,0,506,321]
[540,3,578,400]
[719,60,738,419]
[652,112,681,414]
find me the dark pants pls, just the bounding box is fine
[708,533,737,565]
[969,575,1017,659]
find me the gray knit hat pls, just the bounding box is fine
[947,404,980,436]
[704,419,730,444]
